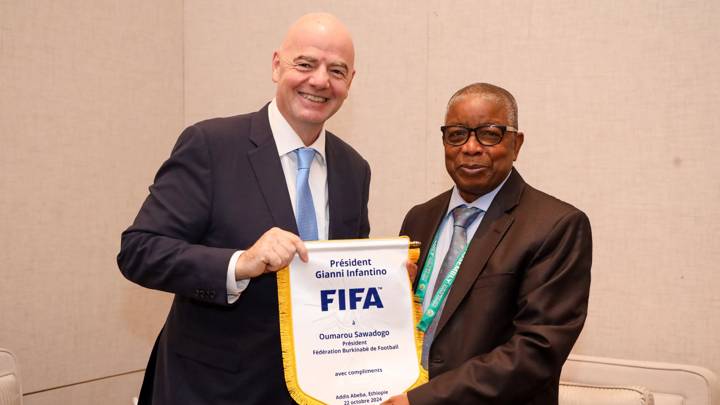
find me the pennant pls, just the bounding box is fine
[277,237,426,404]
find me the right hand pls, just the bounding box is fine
[381,394,410,405]
[235,227,308,280]
[405,261,418,283]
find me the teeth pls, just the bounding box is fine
[300,93,328,103]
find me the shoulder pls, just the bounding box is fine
[326,131,368,167]
[522,183,587,218]
[403,190,451,226]
[511,181,591,242]
[498,170,586,220]
[523,183,582,213]
[399,190,451,238]
[410,191,451,215]
[174,107,269,153]
[190,110,258,139]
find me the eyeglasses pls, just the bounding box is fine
[440,124,518,146]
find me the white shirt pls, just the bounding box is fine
[226,99,329,303]
[421,173,511,311]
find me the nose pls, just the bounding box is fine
[461,130,484,154]
[308,66,330,89]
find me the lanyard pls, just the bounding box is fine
[415,230,470,332]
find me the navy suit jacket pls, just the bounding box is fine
[117,104,370,404]
[401,169,591,405]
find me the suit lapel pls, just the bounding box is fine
[435,169,525,334]
[412,191,452,289]
[326,133,354,239]
[247,105,298,233]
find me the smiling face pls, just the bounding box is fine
[272,14,355,144]
[444,94,523,202]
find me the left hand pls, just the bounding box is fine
[381,394,409,405]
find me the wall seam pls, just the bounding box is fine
[424,3,430,197]
[181,0,186,126]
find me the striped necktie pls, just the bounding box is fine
[421,205,482,367]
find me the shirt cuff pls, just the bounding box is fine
[227,250,250,304]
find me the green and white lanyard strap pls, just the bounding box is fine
[415,232,470,332]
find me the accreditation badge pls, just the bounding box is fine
[277,238,427,405]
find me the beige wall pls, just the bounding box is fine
[1,1,718,403]
[0,1,180,403]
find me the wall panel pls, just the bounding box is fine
[0,0,181,401]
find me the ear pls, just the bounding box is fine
[512,132,524,160]
[345,69,356,91]
[271,51,281,83]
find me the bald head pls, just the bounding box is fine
[447,83,519,128]
[279,13,355,68]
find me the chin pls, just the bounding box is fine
[303,113,332,125]
[458,184,490,199]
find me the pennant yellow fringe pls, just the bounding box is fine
[407,243,430,390]
[277,238,428,405]
[277,265,325,404]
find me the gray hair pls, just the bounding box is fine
[446,83,518,128]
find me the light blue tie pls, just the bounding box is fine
[295,147,318,241]
[421,205,482,368]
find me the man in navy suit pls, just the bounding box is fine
[117,13,370,404]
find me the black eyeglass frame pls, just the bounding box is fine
[440,124,519,146]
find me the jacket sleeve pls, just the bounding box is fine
[359,161,371,238]
[117,125,236,305]
[408,210,592,404]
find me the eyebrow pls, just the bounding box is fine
[293,55,318,64]
[328,62,349,71]
[293,55,349,71]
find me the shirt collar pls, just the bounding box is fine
[268,98,326,161]
[446,170,513,216]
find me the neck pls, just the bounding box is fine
[459,190,481,203]
[274,99,324,145]
[298,130,321,146]
[287,119,322,146]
